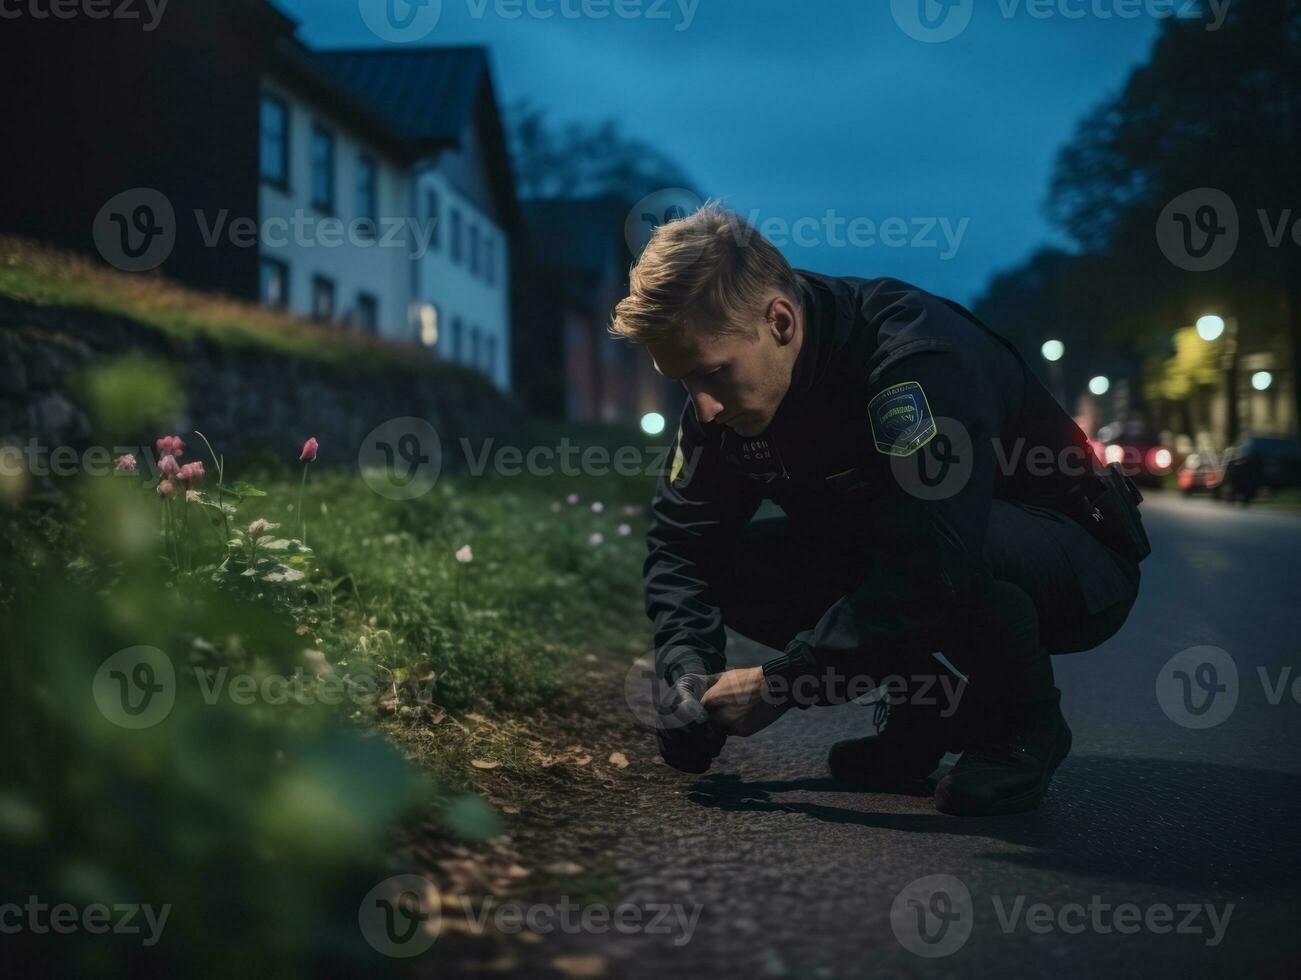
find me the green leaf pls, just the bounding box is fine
[220,481,268,500]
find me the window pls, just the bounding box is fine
[311,275,335,322]
[485,335,497,377]
[356,155,378,239]
[310,124,335,212]
[485,237,496,285]
[425,188,441,250]
[450,317,463,360]
[355,292,378,333]
[260,95,289,188]
[470,325,481,367]
[469,224,480,277]
[450,208,462,263]
[260,257,289,309]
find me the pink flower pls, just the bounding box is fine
[114,454,137,473]
[155,435,185,458]
[158,455,179,477]
[177,461,205,483]
[300,437,319,463]
[156,479,176,497]
[455,544,473,564]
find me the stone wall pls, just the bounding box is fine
[0,296,523,477]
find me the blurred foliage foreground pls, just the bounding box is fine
[0,357,652,975]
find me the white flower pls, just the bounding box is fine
[588,532,604,547]
[566,493,579,505]
[617,523,632,536]
[247,518,279,539]
[591,501,604,513]
[455,544,474,563]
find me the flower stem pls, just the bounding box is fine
[298,462,309,549]
[194,430,230,548]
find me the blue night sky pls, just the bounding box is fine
[272,0,1164,305]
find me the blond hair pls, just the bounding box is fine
[610,200,799,345]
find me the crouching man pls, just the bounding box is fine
[613,203,1148,815]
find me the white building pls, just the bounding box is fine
[257,44,517,390]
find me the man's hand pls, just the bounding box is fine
[701,667,791,736]
[654,673,728,773]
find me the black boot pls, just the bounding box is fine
[934,694,1072,815]
[827,696,963,788]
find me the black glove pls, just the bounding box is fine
[654,673,727,774]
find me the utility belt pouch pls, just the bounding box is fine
[1084,463,1151,564]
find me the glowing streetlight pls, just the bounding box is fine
[1252,371,1273,391]
[1041,339,1065,362]
[1088,375,1110,396]
[1196,315,1226,342]
[640,412,666,436]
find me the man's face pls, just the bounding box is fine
[647,297,802,438]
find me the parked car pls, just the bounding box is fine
[1096,421,1174,488]
[1177,448,1225,495]
[1218,435,1301,503]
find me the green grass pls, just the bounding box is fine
[258,467,654,714]
[0,234,490,382]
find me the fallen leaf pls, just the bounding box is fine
[546,861,584,876]
[572,755,592,767]
[471,759,501,770]
[551,954,609,978]
[608,752,629,769]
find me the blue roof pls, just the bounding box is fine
[306,47,491,148]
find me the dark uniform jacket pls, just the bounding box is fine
[646,271,1117,687]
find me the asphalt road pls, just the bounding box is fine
[519,493,1301,979]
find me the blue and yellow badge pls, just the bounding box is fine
[868,380,937,456]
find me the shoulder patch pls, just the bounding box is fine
[868,380,937,457]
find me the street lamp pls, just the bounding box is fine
[1088,375,1110,396]
[1196,315,1226,342]
[1040,339,1067,407]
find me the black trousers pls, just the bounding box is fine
[704,500,1141,704]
